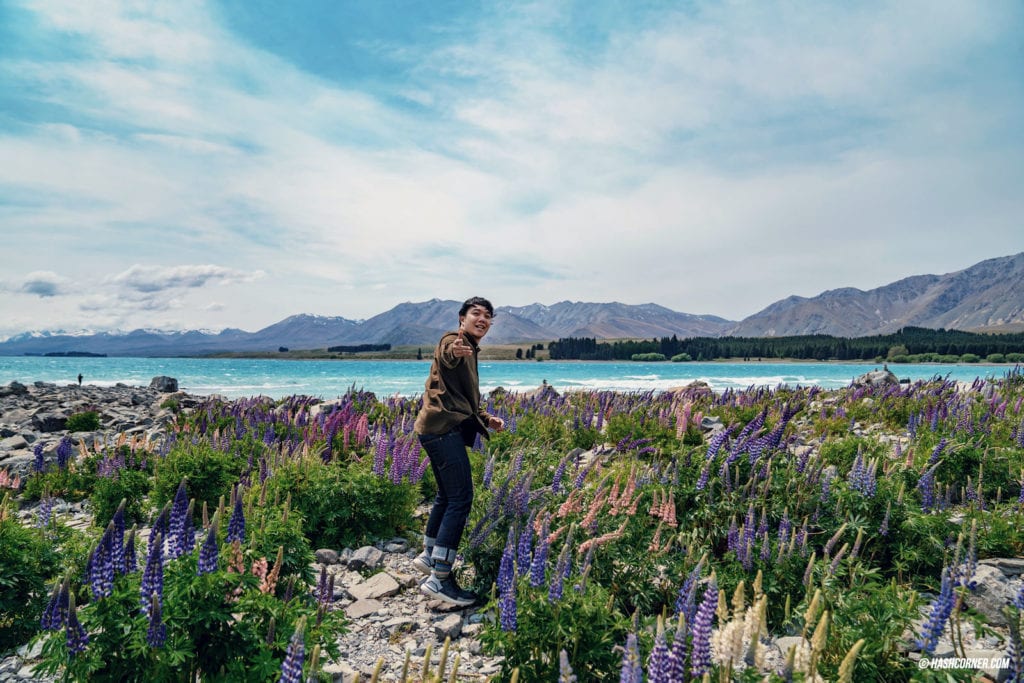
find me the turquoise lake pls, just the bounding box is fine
[0,356,1014,400]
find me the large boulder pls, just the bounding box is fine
[852,368,899,389]
[0,381,29,397]
[149,376,179,392]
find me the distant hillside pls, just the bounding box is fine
[727,253,1024,337]
[1,252,1021,356]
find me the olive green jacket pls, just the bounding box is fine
[414,331,492,440]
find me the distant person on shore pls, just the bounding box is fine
[412,296,505,606]
[77,373,83,386]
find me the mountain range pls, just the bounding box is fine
[2,253,1022,357]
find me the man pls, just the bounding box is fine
[413,296,505,606]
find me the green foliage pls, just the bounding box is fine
[32,544,344,681]
[0,500,62,653]
[66,411,101,432]
[21,466,96,503]
[151,440,243,512]
[670,352,693,362]
[261,458,419,549]
[630,353,667,362]
[90,469,151,527]
[481,576,629,681]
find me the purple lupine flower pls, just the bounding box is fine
[918,463,939,512]
[879,504,891,536]
[227,492,245,544]
[916,567,955,655]
[89,526,115,599]
[65,593,88,656]
[760,532,772,562]
[674,558,704,623]
[197,524,219,575]
[36,494,53,529]
[56,435,73,470]
[516,515,534,578]
[559,649,577,683]
[167,481,189,559]
[110,502,126,575]
[929,438,947,465]
[619,632,643,683]
[666,624,688,682]
[727,517,739,554]
[551,455,568,494]
[482,455,495,491]
[146,593,167,648]
[279,621,306,683]
[140,531,164,616]
[498,579,518,632]
[549,534,573,603]
[1014,580,1024,611]
[40,578,69,631]
[124,526,138,574]
[646,628,670,682]
[179,502,195,556]
[689,580,717,677]
[695,463,711,491]
[529,517,550,588]
[498,527,516,596]
[33,442,45,473]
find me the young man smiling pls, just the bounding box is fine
[413,296,505,606]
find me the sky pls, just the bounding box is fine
[1,0,1023,338]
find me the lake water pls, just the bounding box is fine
[0,356,1014,400]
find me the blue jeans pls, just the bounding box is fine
[419,428,474,556]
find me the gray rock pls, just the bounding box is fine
[315,548,340,565]
[0,435,28,450]
[384,537,410,554]
[348,572,401,601]
[0,382,28,397]
[31,412,67,432]
[852,368,899,389]
[965,565,1018,626]
[979,558,1024,577]
[149,376,179,392]
[433,614,463,639]
[348,546,385,571]
[345,598,384,619]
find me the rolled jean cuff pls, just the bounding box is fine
[431,546,457,564]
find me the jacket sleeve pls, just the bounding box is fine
[438,333,463,369]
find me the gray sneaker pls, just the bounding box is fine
[411,552,434,576]
[420,574,477,607]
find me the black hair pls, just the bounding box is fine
[459,296,494,318]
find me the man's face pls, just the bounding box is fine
[460,304,493,342]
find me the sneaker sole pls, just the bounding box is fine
[411,556,433,575]
[420,582,475,607]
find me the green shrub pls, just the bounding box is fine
[670,353,693,362]
[630,353,667,362]
[960,353,981,363]
[262,458,419,549]
[66,411,101,432]
[986,353,1006,363]
[90,469,151,528]
[1006,353,1024,363]
[151,441,244,512]
[0,500,62,653]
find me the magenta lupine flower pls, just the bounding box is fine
[140,531,164,616]
[619,632,642,683]
[646,628,670,682]
[689,580,718,677]
[197,524,219,575]
[65,592,88,656]
[227,492,245,544]
[279,622,306,683]
[146,593,166,648]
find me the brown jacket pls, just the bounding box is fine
[414,331,492,441]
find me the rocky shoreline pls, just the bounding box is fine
[1,379,1022,682]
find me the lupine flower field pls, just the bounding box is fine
[3,369,1024,681]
